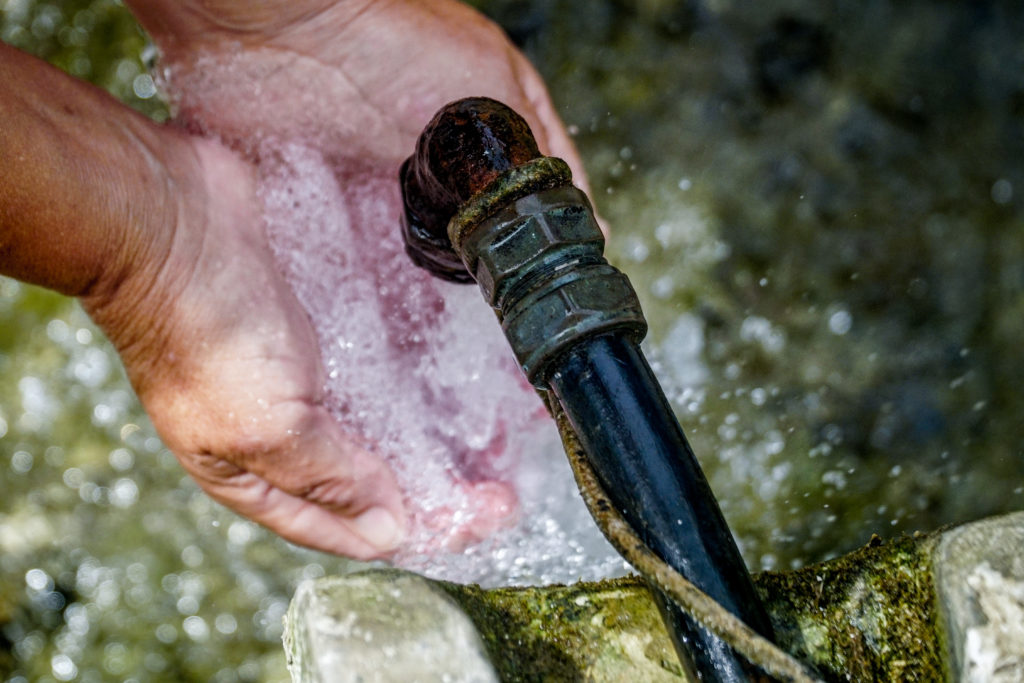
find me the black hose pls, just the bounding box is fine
[548,334,774,680]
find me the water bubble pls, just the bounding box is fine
[227,521,254,546]
[765,432,786,456]
[65,603,90,636]
[31,7,60,39]
[215,613,238,635]
[177,595,199,615]
[26,568,52,591]
[133,73,157,99]
[739,316,786,353]
[828,308,853,335]
[678,177,692,191]
[654,222,675,248]
[69,54,91,77]
[109,448,135,471]
[155,623,177,644]
[991,178,1013,205]
[46,319,70,342]
[93,403,115,425]
[73,347,111,386]
[126,583,153,608]
[822,424,844,445]
[104,642,129,675]
[110,478,139,508]
[651,274,675,299]
[821,470,848,490]
[19,375,57,421]
[622,235,650,262]
[181,545,204,568]
[51,653,78,681]
[660,313,709,387]
[11,450,33,474]
[94,577,120,608]
[74,327,93,345]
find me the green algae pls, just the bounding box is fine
[438,577,684,682]
[757,533,947,682]
[435,529,952,682]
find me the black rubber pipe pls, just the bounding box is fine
[548,334,774,680]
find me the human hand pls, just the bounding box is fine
[0,1,587,559]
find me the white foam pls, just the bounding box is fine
[162,49,622,585]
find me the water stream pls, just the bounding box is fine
[2,1,1023,680]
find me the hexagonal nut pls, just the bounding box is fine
[460,186,604,306]
[502,264,647,384]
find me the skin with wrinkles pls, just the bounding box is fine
[0,0,588,561]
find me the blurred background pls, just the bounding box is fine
[2,0,1023,680]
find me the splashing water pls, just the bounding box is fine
[160,48,624,585]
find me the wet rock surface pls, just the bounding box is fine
[287,513,1024,682]
[284,571,498,683]
[935,511,1024,682]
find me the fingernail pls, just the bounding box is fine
[351,506,403,551]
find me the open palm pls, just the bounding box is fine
[78,0,589,559]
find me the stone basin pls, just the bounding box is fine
[285,511,1024,682]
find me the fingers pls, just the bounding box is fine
[178,406,406,559]
[197,471,402,560]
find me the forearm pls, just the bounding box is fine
[0,41,187,299]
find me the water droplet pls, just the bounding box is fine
[10,450,33,474]
[133,73,157,99]
[155,623,177,644]
[25,568,52,591]
[651,275,675,299]
[51,654,77,681]
[991,178,1013,205]
[215,613,238,635]
[828,308,852,335]
[109,448,134,471]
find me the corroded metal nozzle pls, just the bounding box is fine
[400,97,543,282]
[400,97,646,385]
